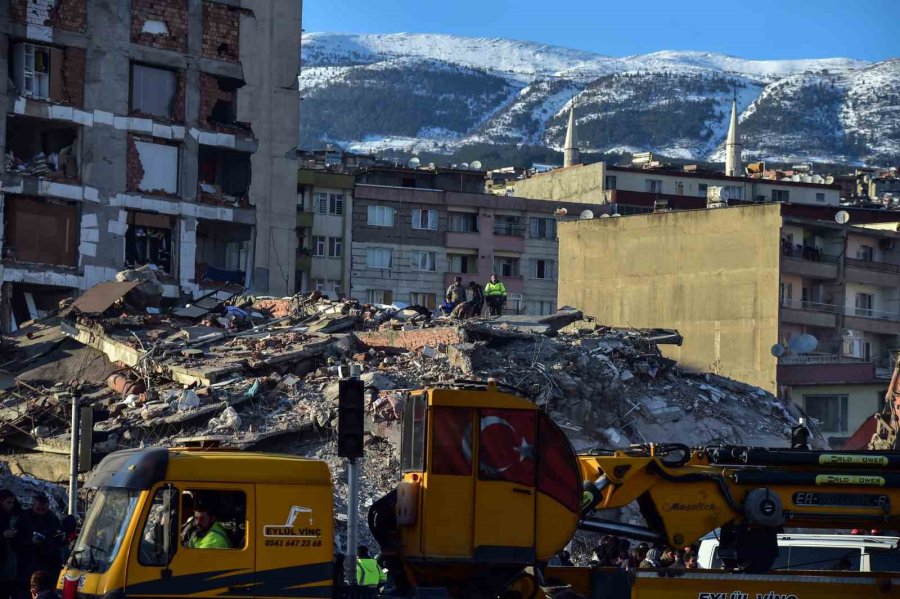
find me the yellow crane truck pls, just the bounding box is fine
[60,382,900,599]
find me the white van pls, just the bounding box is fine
[698,533,900,572]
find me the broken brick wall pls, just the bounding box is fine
[125,137,146,193]
[131,0,188,53]
[198,72,236,128]
[355,328,464,352]
[9,0,87,32]
[60,47,85,107]
[202,1,239,62]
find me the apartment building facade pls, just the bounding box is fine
[558,203,900,447]
[351,166,592,314]
[0,0,300,328]
[511,162,842,209]
[296,168,352,297]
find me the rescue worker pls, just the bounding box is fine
[484,274,507,316]
[28,571,56,599]
[16,495,61,585]
[445,276,466,310]
[187,505,231,549]
[355,546,386,588]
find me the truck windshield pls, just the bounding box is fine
[71,488,140,573]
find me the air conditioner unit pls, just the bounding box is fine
[12,43,51,99]
[879,238,895,251]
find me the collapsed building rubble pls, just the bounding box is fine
[0,281,819,555]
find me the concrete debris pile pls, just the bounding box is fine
[0,281,813,553]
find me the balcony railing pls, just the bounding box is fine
[845,257,900,274]
[780,245,840,263]
[780,298,842,313]
[844,306,900,322]
[494,224,525,236]
[779,354,867,365]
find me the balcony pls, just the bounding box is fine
[780,246,839,280]
[844,257,900,287]
[445,230,480,249]
[843,307,900,335]
[778,361,877,386]
[779,299,840,328]
[296,211,314,228]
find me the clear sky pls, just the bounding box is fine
[304,0,899,62]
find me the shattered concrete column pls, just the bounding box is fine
[179,217,198,293]
[0,7,8,176]
[238,0,301,296]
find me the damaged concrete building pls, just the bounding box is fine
[0,0,301,330]
[558,203,900,447]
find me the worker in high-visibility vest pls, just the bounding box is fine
[484,273,507,316]
[356,545,386,588]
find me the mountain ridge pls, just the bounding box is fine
[299,32,898,165]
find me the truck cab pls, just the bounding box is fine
[61,448,335,599]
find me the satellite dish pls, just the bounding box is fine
[408,157,421,168]
[579,210,594,220]
[470,160,482,170]
[599,214,611,218]
[460,162,469,170]
[770,344,786,358]
[825,176,835,184]
[610,213,622,217]
[835,210,850,224]
[811,175,824,184]
[788,334,818,354]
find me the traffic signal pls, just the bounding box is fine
[338,378,365,458]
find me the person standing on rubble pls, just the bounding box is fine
[467,281,485,317]
[484,274,507,316]
[445,276,467,311]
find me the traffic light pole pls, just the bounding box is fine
[68,392,80,516]
[340,364,363,586]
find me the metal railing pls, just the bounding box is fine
[780,298,842,313]
[779,354,867,365]
[780,246,840,263]
[845,257,900,274]
[844,306,900,322]
[493,224,525,236]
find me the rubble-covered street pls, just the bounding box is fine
[0,280,818,555]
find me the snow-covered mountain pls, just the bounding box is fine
[299,33,898,165]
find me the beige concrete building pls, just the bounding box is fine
[296,169,353,296]
[559,203,900,446]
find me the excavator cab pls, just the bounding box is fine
[370,382,582,596]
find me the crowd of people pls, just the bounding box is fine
[441,273,508,319]
[1,490,74,599]
[547,536,701,572]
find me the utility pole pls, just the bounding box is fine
[339,363,364,585]
[68,389,81,515]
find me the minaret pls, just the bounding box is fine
[563,106,580,168]
[725,96,743,177]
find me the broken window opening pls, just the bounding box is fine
[4,283,75,332]
[3,196,78,267]
[196,220,252,285]
[125,212,176,276]
[4,115,80,181]
[11,42,50,100]
[133,138,179,195]
[207,76,244,128]
[130,63,177,120]
[198,147,251,207]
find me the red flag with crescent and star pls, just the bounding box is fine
[478,408,536,486]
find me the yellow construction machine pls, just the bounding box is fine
[60,382,900,599]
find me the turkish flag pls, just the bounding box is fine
[479,409,536,487]
[431,407,473,476]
